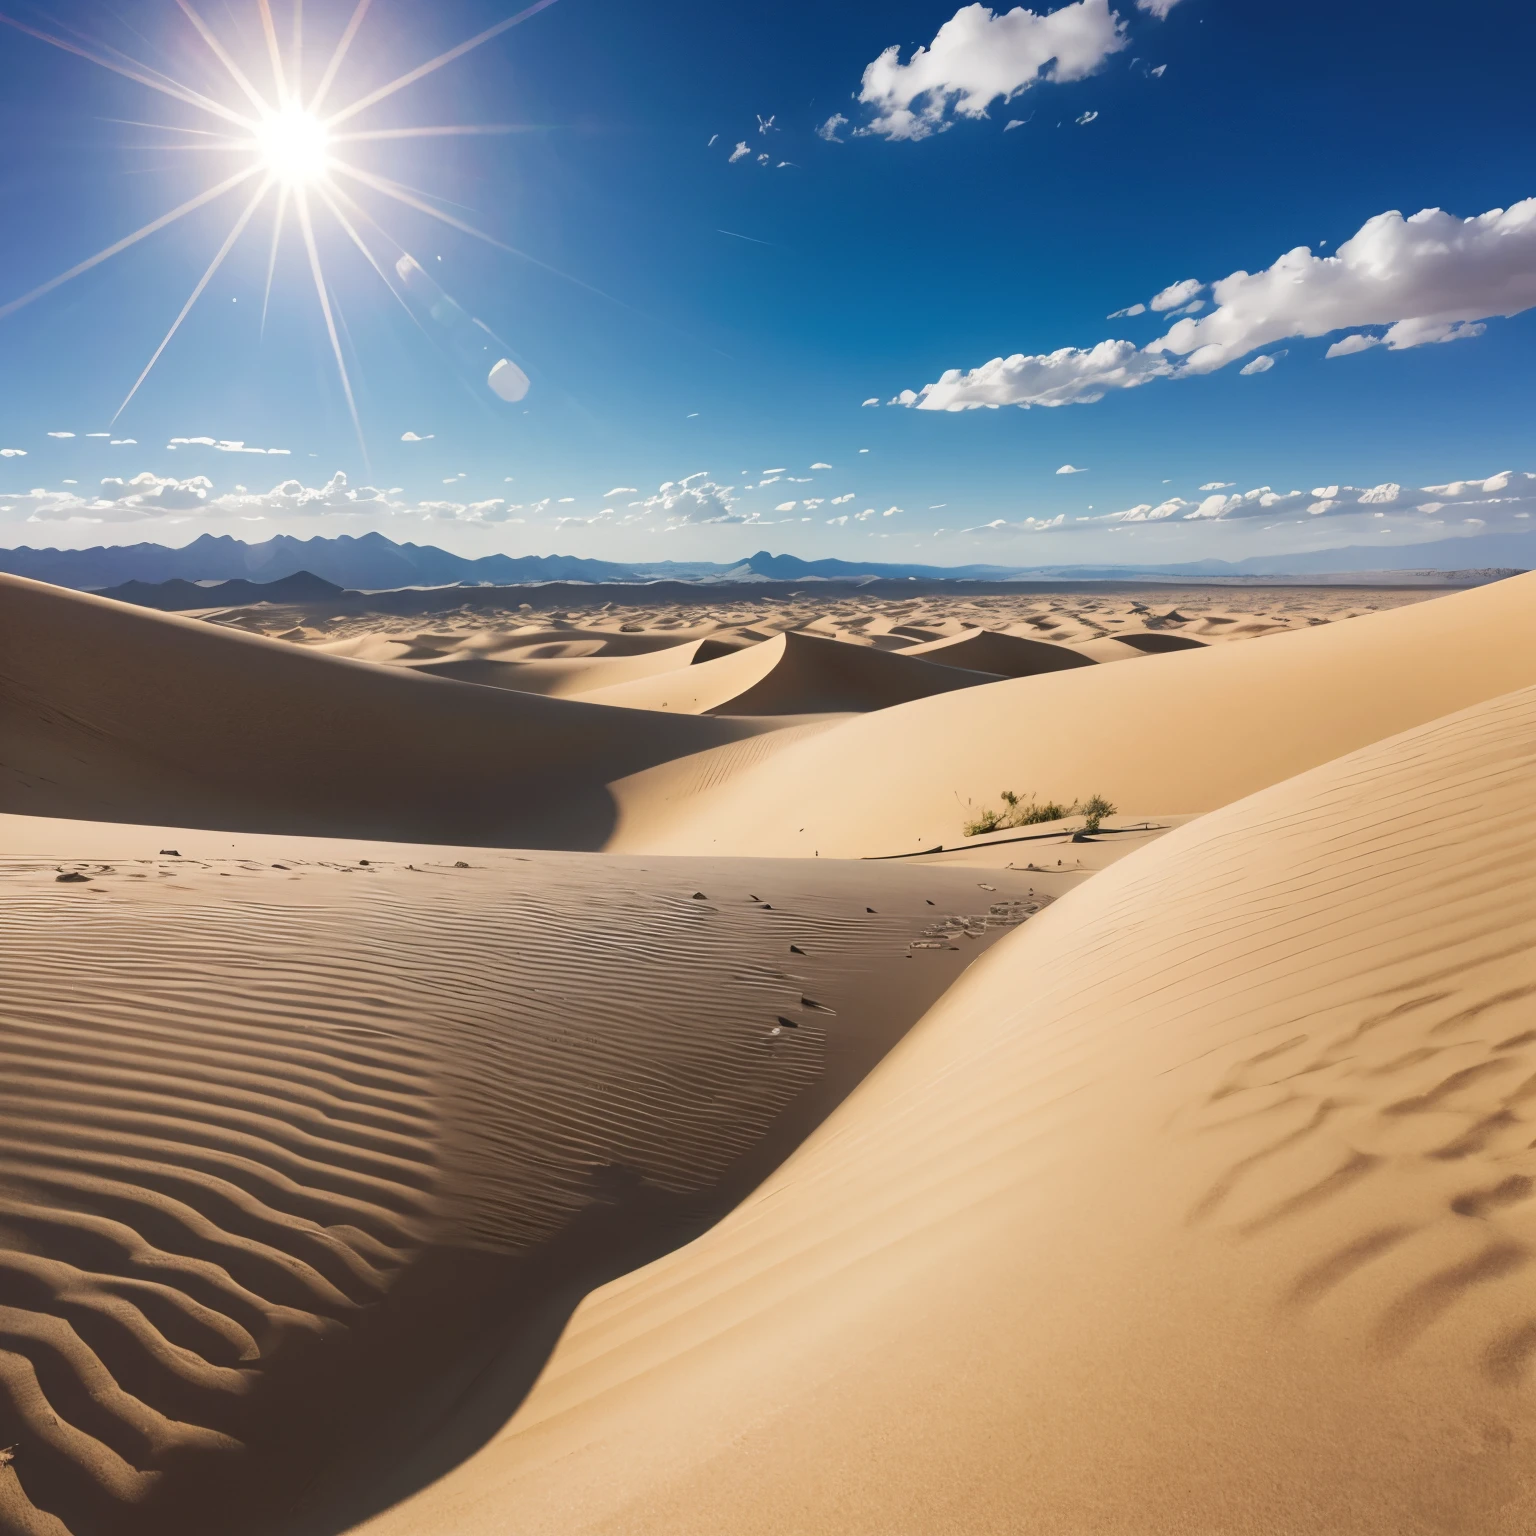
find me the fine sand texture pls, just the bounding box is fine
[0,574,780,848]
[353,681,1536,1536]
[0,817,1051,1535]
[610,569,1536,856]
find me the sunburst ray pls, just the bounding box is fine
[0,166,260,322]
[115,176,274,422]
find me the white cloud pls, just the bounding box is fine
[852,0,1127,142]
[604,486,638,496]
[169,436,291,454]
[85,433,109,438]
[830,493,856,504]
[110,439,136,446]
[1150,277,1203,312]
[1145,202,1536,373]
[1324,333,1380,357]
[400,431,435,441]
[1357,482,1401,504]
[762,467,787,474]
[883,505,901,516]
[894,338,1174,411]
[1199,481,1234,490]
[729,141,751,163]
[896,199,1536,410]
[1075,110,1098,125]
[47,431,75,438]
[775,501,798,511]
[1239,354,1275,375]
[1135,0,1182,15]
[861,397,880,406]
[0,448,25,457]
[810,461,832,469]
[1004,117,1030,131]
[827,514,849,526]
[1056,463,1087,474]
[627,472,743,525]
[1107,302,1146,318]
[818,114,848,143]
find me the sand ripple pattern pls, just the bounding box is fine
[0,896,437,1535]
[0,850,1025,1533]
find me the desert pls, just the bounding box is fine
[4,0,1535,1529]
[7,561,1536,1535]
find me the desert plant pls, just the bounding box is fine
[1077,793,1116,834]
[964,790,1075,837]
[963,805,1007,836]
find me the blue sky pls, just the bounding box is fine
[1,0,1533,563]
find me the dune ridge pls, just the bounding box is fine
[356,679,1536,1536]
[0,574,771,847]
[579,629,1002,715]
[610,569,1536,856]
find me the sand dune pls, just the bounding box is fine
[901,627,1096,677]
[402,636,749,698]
[1070,629,1206,661]
[0,813,1049,1534]
[611,570,1536,857]
[578,629,1001,715]
[0,574,772,848]
[355,680,1536,1536]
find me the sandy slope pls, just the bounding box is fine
[579,630,1001,715]
[0,813,1050,1536]
[901,627,1097,676]
[0,574,772,848]
[610,569,1536,857]
[354,680,1536,1536]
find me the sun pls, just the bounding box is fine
[253,106,331,187]
[0,0,561,450]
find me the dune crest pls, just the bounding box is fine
[0,575,768,847]
[356,682,1536,1536]
[579,629,1002,715]
[611,569,1536,856]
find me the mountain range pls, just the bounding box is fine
[0,528,1530,592]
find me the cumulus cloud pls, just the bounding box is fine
[1150,277,1203,312]
[1198,481,1234,490]
[627,472,743,525]
[729,141,751,164]
[810,461,833,469]
[1108,302,1145,318]
[894,339,1173,411]
[851,0,1127,142]
[1056,463,1087,474]
[830,492,856,504]
[0,448,25,457]
[1239,354,1276,375]
[818,114,848,143]
[895,199,1536,410]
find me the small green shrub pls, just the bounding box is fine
[1077,793,1117,834]
[962,789,1117,838]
